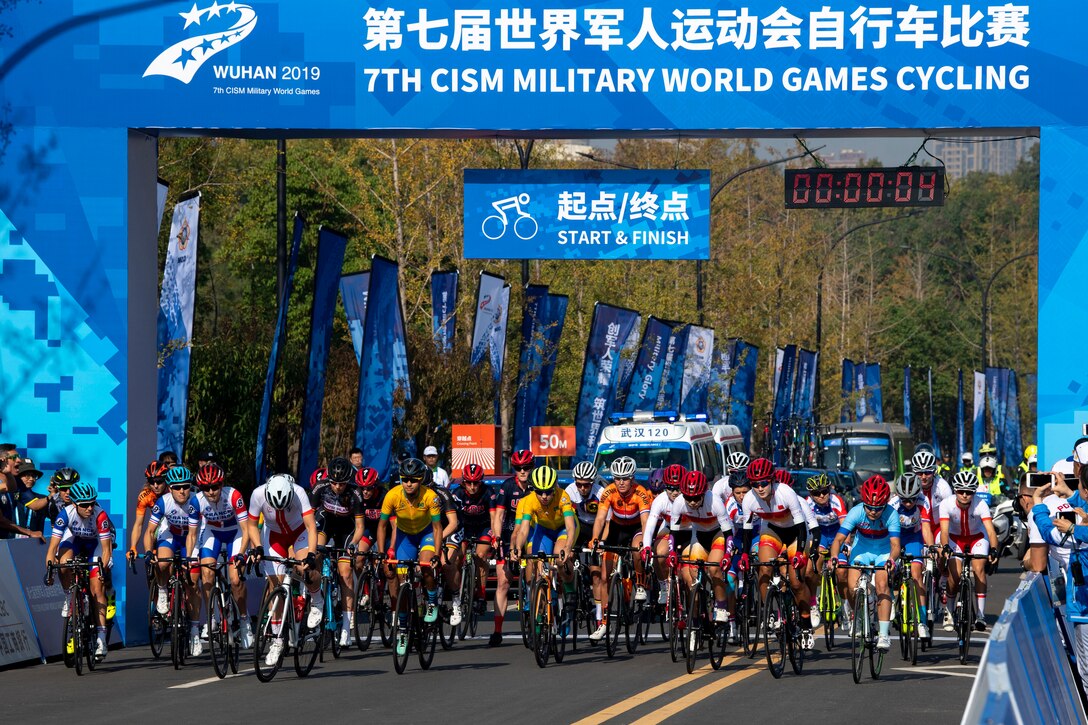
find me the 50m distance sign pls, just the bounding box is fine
[463,169,710,260]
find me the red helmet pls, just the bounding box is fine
[462,463,485,483]
[356,466,379,488]
[860,475,891,507]
[746,457,774,483]
[511,449,535,468]
[144,460,167,482]
[773,469,794,487]
[310,467,328,488]
[196,462,224,488]
[680,470,708,498]
[662,464,687,488]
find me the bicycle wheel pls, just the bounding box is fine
[667,576,682,662]
[148,585,167,659]
[438,598,456,651]
[459,565,476,641]
[553,592,568,664]
[254,588,287,683]
[417,601,438,670]
[606,575,623,659]
[850,589,865,684]
[709,606,727,670]
[378,581,395,649]
[905,580,919,666]
[895,585,908,661]
[532,578,551,668]
[626,596,643,655]
[328,583,343,659]
[820,573,837,652]
[685,584,702,674]
[63,609,76,669]
[763,588,786,679]
[293,592,322,678]
[920,569,933,652]
[228,598,242,675]
[787,600,804,675]
[171,581,187,670]
[743,577,761,658]
[519,574,533,650]
[83,601,98,672]
[72,593,84,676]
[958,579,974,665]
[209,589,229,679]
[392,583,413,675]
[869,597,884,680]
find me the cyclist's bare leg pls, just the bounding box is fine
[874,570,891,620]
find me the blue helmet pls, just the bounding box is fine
[70,481,97,504]
[165,465,194,486]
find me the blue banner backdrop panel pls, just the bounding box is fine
[431,270,459,353]
[536,292,569,431]
[156,194,200,458]
[574,303,641,460]
[1005,371,1023,470]
[357,256,403,480]
[339,271,370,365]
[865,363,884,423]
[513,286,568,451]
[624,316,674,414]
[791,348,817,422]
[255,215,303,484]
[771,345,796,464]
[464,169,710,260]
[986,366,1011,463]
[928,368,941,459]
[392,271,413,459]
[658,324,690,413]
[680,325,715,416]
[707,340,733,426]
[841,359,855,423]
[298,228,348,482]
[973,371,987,460]
[904,366,912,432]
[957,369,966,463]
[728,340,760,452]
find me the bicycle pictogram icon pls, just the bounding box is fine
[481,193,538,241]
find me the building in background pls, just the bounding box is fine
[926,137,1036,180]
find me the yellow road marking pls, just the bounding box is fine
[628,660,762,725]
[569,662,714,725]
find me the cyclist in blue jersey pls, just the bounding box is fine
[890,473,936,640]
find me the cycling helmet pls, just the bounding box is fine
[726,451,751,474]
[894,472,922,499]
[309,468,328,488]
[609,456,636,479]
[530,465,558,493]
[1024,444,1038,462]
[911,450,937,474]
[165,465,194,486]
[356,466,379,488]
[70,481,97,504]
[511,449,535,468]
[979,455,998,471]
[144,461,167,482]
[51,467,80,489]
[806,472,831,493]
[572,460,598,482]
[773,469,794,486]
[327,456,354,484]
[265,473,296,509]
[662,463,687,489]
[860,475,891,507]
[952,470,978,492]
[647,468,666,495]
[680,470,708,498]
[399,457,429,483]
[462,463,485,484]
[745,457,774,484]
[979,441,998,456]
[196,462,224,488]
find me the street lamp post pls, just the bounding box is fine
[980,249,1036,370]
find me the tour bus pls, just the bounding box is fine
[593,412,724,484]
[819,420,914,482]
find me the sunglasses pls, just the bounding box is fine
[664,485,680,492]
[76,502,95,509]
[512,465,533,472]
[574,480,594,487]
[900,498,916,506]
[149,478,167,486]
[170,484,192,491]
[863,504,885,514]
[536,489,555,497]
[402,475,424,483]
[614,476,633,482]
[811,488,831,496]
[753,481,771,489]
[683,495,702,505]
[3,454,20,460]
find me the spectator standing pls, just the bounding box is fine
[349,447,364,471]
[423,446,450,489]
[11,460,46,534]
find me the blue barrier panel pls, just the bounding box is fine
[962,574,1086,725]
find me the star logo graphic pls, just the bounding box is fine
[143,2,258,84]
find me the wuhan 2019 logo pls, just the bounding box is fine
[144,2,258,84]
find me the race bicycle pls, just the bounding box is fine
[760,557,805,679]
[389,557,439,675]
[253,555,323,682]
[47,556,101,676]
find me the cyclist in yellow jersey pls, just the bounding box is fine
[514,466,578,587]
[376,458,444,656]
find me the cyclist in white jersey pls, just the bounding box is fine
[712,451,750,506]
[146,466,202,655]
[641,464,685,604]
[939,471,998,632]
[666,470,733,623]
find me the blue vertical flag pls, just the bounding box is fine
[841,359,855,423]
[613,322,641,412]
[986,367,1010,463]
[157,194,200,459]
[772,345,797,464]
[512,285,569,451]
[657,324,690,412]
[298,228,348,481]
[624,317,674,413]
[972,371,986,460]
[471,271,510,424]
[791,348,817,422]
[356,256,404,480]
[430,270,458,353]
[865,363,884,422]
[574,303,641,460]
[680,325,715,415]
[708,340,734,425]
[392,271,413,458]
[927,368,941,459]
[903,366,912,433]
[255,214,303,484]
[956,369,966,463]
[339,271,370,365]
[1005,370,1023,470]
[728,339,759,450]
[535,292,568,432]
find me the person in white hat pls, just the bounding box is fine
[423,445,450,489]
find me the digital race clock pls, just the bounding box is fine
[784,167,945,209]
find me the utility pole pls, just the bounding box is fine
[276,138,287,306]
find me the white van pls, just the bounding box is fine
[593,412,723,483]
[711,424,746,471]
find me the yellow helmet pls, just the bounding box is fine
[1024,444,1037,460]
[530,465,558,492]
[979,441,998,456]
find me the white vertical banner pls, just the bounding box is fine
[471,271,507,367]
[680,325,714,414]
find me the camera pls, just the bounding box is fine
[1027,472,1050,489]
[1059,511,1078,524]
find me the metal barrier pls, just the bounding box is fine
[962,573,1087,724]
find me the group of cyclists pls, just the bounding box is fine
[40,443,1001,673]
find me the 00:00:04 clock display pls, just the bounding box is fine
[784,168,945,208]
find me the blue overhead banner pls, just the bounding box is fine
[431,270,459,353]
[356,256,403,480]
[157,194,200,459]
[680,325,715,416]
[658,324,690,413]
[865,363,884,423]
[791,348,817,422]
[957,369,966,463]
[298,228,348,481]
[513,286,568,451]
[255,214,303,484]
[464,169,710,260]
[624,317,674,413]
[903,366,912,433]
[1005,371,1023,470]
[575,303,641,460]
[339,271,370,365]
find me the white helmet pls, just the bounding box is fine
[894,472,922,499]
[979,456,999,471]
[610,456,636,478]
[726,451,751,474]
[572,460,598,481]
[910,450,937,474]
[952,470,978,492]
[266,473,296,510]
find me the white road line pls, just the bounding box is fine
[169,672,249,689]
[890,667,978,679]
